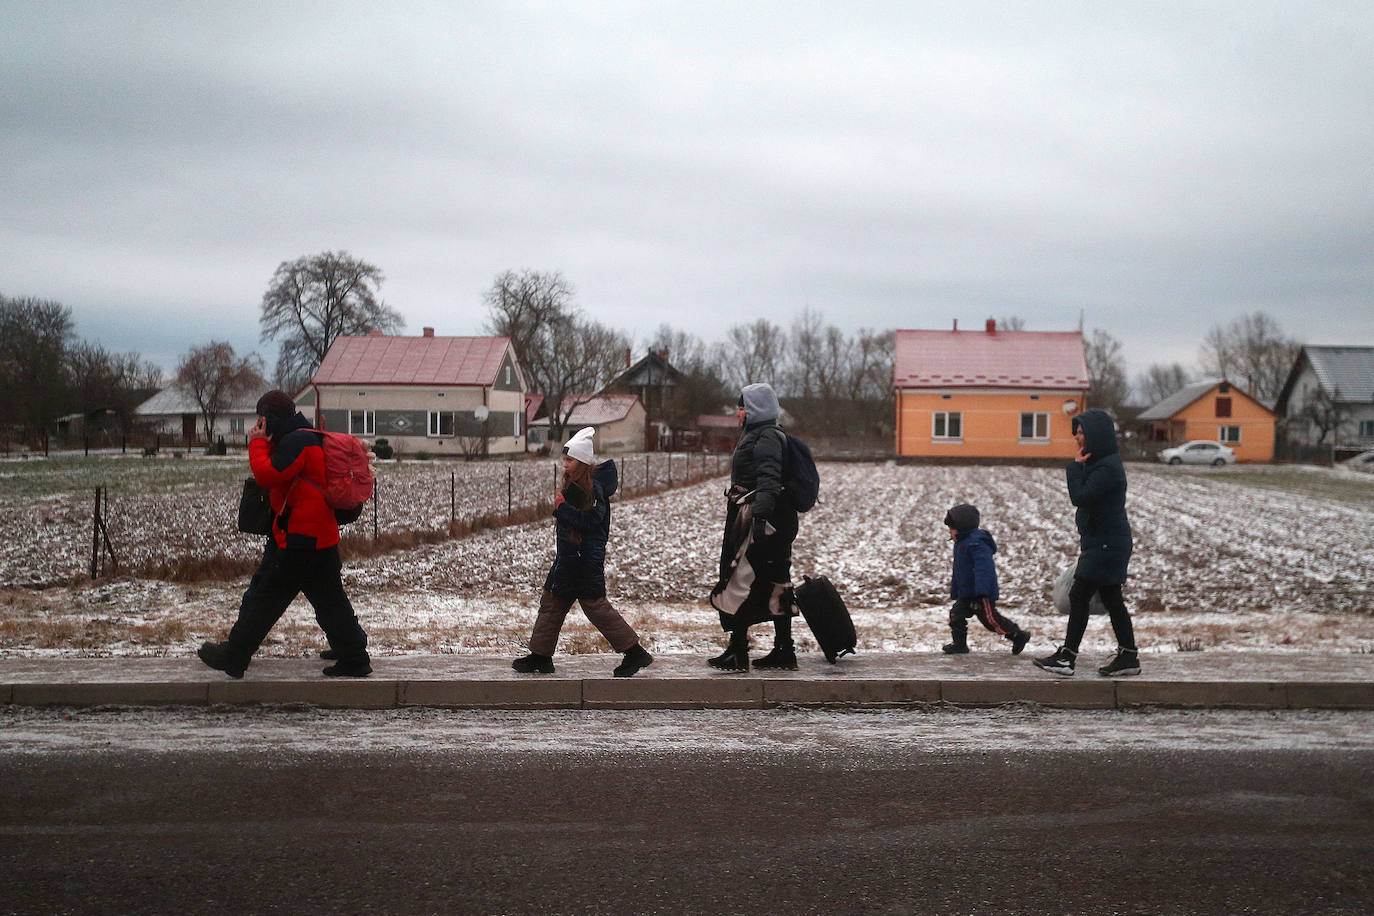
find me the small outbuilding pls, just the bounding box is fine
[527,393,647,454]
[1137,379,1275,463]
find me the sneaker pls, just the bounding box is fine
[1098,648,1141,677]
[1010,630,1031,656]
[941,642,970,655]
[197,641,245,679]
[322,659,372,678]
[319,648,338,660]
[1033,646,1077,677]
[753,647,798,670]
[613,644,654,678]
[511,653,555,674]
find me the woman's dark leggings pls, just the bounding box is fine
[1064,576,1136,654]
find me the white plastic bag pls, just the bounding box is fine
[1052,562,1107,615]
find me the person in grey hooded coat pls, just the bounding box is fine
[707,382,800,670]
[1034,408,1141,677]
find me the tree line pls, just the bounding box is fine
[4,250,1309,449]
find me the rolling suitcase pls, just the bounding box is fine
[794,575,857,663]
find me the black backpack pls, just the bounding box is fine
[774,429,820,512]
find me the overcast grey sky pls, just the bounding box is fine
[3,1,1372,384]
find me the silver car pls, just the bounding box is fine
[1159,440,1236,466]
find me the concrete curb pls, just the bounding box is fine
[5,677,1373,711]
[3,653,1371,710]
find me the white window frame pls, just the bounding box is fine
[349,409,375,436]
[932,411,962,441]
[229,417,245,434]
[513,411,521,437]
[1019,412,1050,441]
[1218,425,1241,444]
[1359,420,1374,438]
[427,410,454,437]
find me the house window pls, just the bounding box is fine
[349,410,375,436]
[505,366,512,385]
[1019,412,1049,440]
[1216,397,1232,418]
[513,411,521,437]
[428,411,454,437]
[1219,426,1241,444]
[933,411,962,440]
[1359,421,1374,438]
[229,417,245,434]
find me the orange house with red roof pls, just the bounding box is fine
[895,320,1089,459]
[297,328,528,456]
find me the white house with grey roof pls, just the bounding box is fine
[1275,345,1374,455]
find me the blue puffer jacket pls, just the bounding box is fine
[1067,409,1133,584]
[544,460,618,599]
[950,528,999,601]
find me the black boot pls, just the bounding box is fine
[708,629,749,671]
[197,641,246,679]
[1010,630,1031,656]
[322,657,372,677]
[613,644,654,678]
[754,616,797,669]
[512,652,555,674]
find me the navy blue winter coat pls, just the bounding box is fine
[544,460,618,599]
[1067,409,1133,584]
[950,528,1000,601]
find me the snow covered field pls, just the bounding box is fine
[1,459,1371,658]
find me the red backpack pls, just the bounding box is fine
[304,431,374,523]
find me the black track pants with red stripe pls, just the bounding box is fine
[949,597,1023,640]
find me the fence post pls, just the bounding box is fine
[450,471,455,527]
[668,452,672,485]
[644,454,649,491]
[91,487,101,578]
[373,478,379,541]
[507,465,513,519]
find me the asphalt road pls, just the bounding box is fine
[2,708,1372,915]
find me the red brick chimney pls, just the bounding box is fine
[625,347,631,368]
[423,327,434,337]
[952,319,958,331]
[986,318,996,333]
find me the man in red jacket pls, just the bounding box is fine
[198,390,371,678]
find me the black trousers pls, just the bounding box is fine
[949,597,1022,640]
[227,541,368,668]
[1064,576,1135,653]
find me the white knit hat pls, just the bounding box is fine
[562,426,596,464]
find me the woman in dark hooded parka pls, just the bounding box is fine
[1034,408,1141,677]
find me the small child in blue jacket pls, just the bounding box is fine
[942,503,1030,655]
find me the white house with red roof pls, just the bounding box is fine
[526,393,646,454]
[296,328,527,457]
[894,320,1089,459]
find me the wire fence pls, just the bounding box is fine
[0,452,730,587]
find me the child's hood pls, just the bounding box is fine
[957,528,997,554]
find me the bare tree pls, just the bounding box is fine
[720,318,785,392]
[645,324,729,425]
[0,294,73,444]
[997,316,1028,331]
[1135,362,1194,406]
[66,342,163,436]
[848,328,895,401]
[260,251,403,392]
[1294,385,1350,446]
[1084,329,1130,414]
[482,269,577,399]
[175,342,267,443]
[1199,311,1300,403]
[541,317,632,442]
